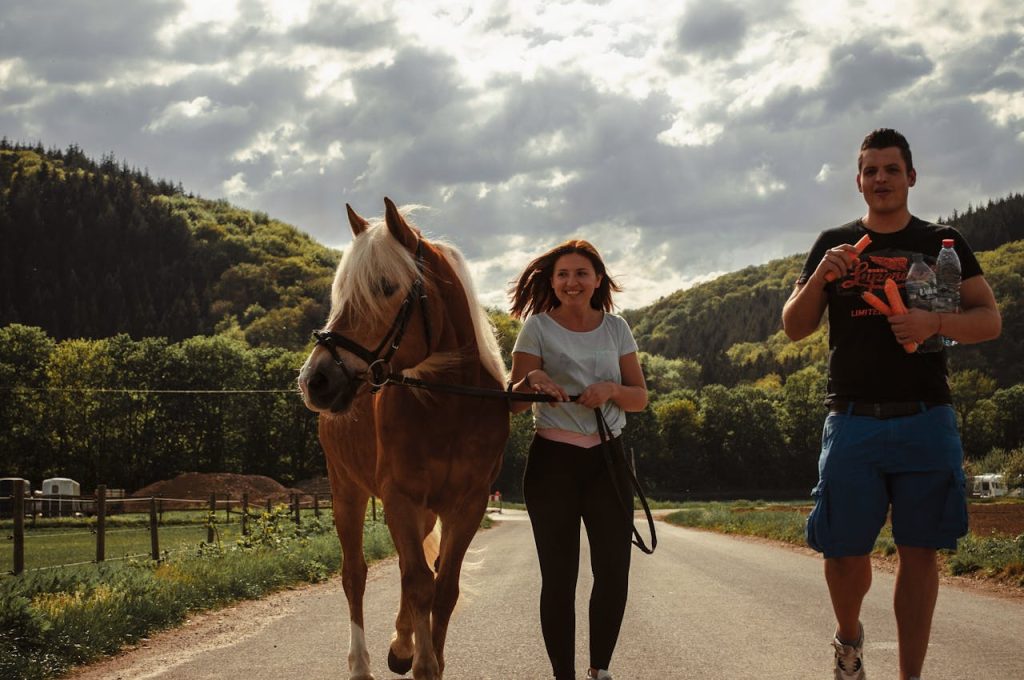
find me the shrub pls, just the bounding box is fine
[0,514,394,679]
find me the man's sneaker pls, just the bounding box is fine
[586,670,613,680]
[832,623,866,679]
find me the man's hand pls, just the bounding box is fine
[888,309,939,346]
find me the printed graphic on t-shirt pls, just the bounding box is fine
[834,248,935,319]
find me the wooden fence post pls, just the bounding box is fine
[292,494,300,525]
[13,480,25,575]
[371,496,377,522]
[313,493,320,518]
[207,493,216,543]
[95,485,106,563]
[149,497,160,561]
[241,493,249,536]
[266,497,272,514]
[225,494,231,523]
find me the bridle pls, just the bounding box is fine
[312,240,433,392]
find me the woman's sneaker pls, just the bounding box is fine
[832,623,866,679]
[586,670,613,680]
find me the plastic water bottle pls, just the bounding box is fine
[905,253,942,353]
[935,238,961,347]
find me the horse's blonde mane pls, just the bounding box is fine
[434,242,507,385]
[327,213,506,386]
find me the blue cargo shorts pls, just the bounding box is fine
[806,403,968,558]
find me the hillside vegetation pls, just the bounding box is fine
[624,193,1024,387]
[0,141,338,349]
[1,142,1022,498]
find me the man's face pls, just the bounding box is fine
[856,146,916,215]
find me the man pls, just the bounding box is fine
[782,128,1001,680]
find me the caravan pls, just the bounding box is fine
[971,473,1008,499]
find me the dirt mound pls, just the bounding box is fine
[293,476,331,495]
[132,472,306,505]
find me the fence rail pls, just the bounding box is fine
[1,480,364,576]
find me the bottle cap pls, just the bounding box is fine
[942,238,954,248]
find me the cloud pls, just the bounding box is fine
[1,0,1021,311]
[821,39,934,113]
[675,1,749,60]
[0,0,181,82]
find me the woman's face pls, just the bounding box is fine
[551,252,602,309]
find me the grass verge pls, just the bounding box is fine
[0,507,395,680]
[664,502,1024,586]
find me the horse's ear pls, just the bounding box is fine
[346,204,369,237]
[384,197,419,251]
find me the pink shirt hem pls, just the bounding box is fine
[536,428,602,449]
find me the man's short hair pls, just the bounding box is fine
[858,128,913,173]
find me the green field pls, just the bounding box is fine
[3,508,332,574]
[664,501,1024,585]
[1,506,394,680]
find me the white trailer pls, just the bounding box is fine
[41,477,82,516]
[971,473,1008,499]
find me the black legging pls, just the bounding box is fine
[524,433,633,680]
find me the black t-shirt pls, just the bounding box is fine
[797,216,982,405]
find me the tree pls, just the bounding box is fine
[639,352,701,396]
[653,396,705,492]
[949,369,998,457]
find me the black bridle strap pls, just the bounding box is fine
[312,241,430,390]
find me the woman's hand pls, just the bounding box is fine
[526,369,569,405]
[576,381,618,408]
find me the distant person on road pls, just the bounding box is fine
[782,128,1001,680]
[507,240,648,680]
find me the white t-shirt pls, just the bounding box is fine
[512,312,639,437]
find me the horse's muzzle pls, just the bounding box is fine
[299,360,361,413]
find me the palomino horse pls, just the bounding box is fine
[298,198,509,680]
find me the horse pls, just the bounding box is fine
[298,198,510,680]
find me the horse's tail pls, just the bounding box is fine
[422,517,442,575]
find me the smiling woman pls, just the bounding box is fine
[506,239,648,680]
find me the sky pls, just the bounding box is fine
[1,0,1022,310]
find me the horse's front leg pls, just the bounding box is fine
[384,495,439,680]
[431,494,487,675]
[332,485,375,680]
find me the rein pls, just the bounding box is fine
[338,369,659,555]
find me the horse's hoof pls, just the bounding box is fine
[388,648,413,675]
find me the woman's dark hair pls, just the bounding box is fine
[508,239,621,319]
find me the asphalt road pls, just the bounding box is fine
[71,510,1024,679]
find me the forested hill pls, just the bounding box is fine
[624,192,1024,385]
[0,141,338,349]
[622,254,805,384]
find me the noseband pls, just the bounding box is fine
[312,241,433,392]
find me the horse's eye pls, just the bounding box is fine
[377,278,397,296]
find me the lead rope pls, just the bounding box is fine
[594,408,657,555]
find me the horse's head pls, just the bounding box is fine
[299,198,443,413]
